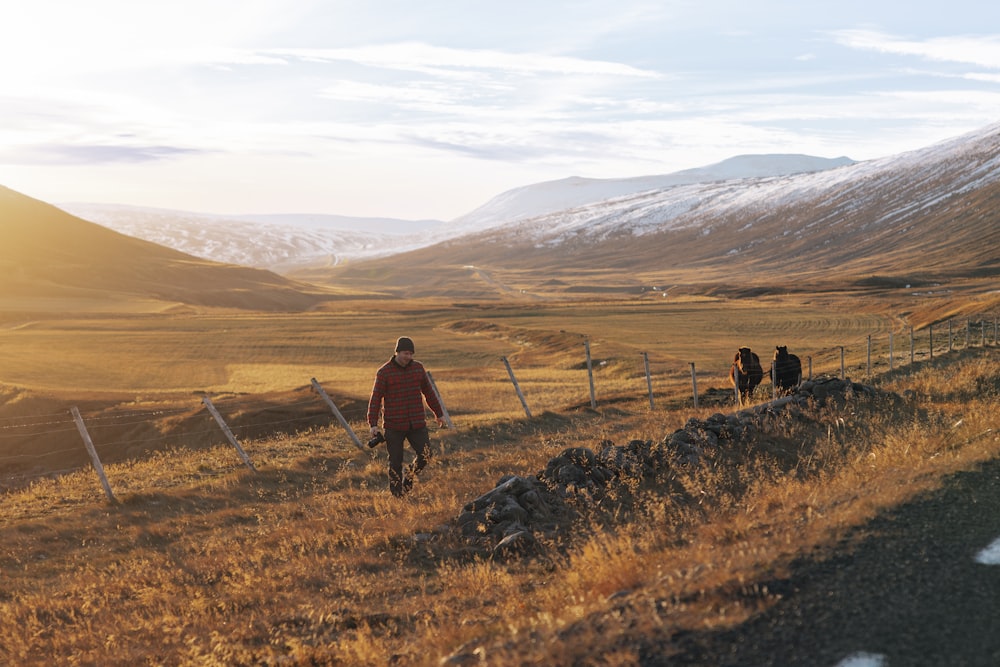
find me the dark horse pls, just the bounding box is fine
[729,346,764,406]
[772,345,802,395]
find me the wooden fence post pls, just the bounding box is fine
[840,346,845,379]
[889,331,894,372]
[910,326,914,365]
[807,356,813,381]
[929,324,934,360]
[310,378,365,451]
[501,356,532,419]
[866,335,872,377]
[733,367,742,406]
[202,396,257,471]
[643,352,654,410]
[70,407,118,504]
[425,371,454,430]
[771,361,777,400]
[949,321,953,351]
[584,340,597,409]
[689,362,698,409]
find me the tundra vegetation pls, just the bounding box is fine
[1,293,999,665]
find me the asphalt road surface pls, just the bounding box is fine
[653,454,1000,666]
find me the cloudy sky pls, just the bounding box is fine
[2,1,999,221]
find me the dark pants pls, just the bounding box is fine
[385,426,432,497]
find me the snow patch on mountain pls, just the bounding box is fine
[438,154,855,238]
[480,122,1000,248]
[56,204,442,270]
[54,151,908,272]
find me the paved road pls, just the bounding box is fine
[654,455,1000,666]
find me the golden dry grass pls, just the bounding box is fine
[0,293,946,398]
[1,293,999,665]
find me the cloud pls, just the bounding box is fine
[5,3,1000,220]
[303,42,670,154]
[8,144,203,166]
[269,42,661,79]
[404,135,557,163]
[964,72,1000,84]
[318,79,474,112]
[832,29,1000,70]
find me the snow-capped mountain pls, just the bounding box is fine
[439,154,854,238]
[56,120,1000,300]
[54,205,441,271]
[58,154,852,272]
[312,121,1000,297]
[473,123,998,251]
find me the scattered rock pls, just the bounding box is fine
[450,375,904,559]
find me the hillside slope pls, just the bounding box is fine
[58,154,850,272]
[438,154,855,237]
[1,346,997,665]
[308,123,1000,297]
[0,187,332,310]
[55,204,442,270]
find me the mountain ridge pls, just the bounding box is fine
[302,121,1000,298]
[0,187,336,310]
[10,122,1000,304]
[57,154,853,272]
[439,154,855,237]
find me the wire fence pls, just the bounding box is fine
[0,390,348,496]
[1,315,996,500]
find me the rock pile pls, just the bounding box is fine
[454,376,890,559]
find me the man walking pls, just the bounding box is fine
[367,336,446,497]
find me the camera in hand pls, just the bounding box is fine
[367,431,386,448]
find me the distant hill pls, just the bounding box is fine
[58,154,851,272]
[0,187,333,310]
[437,154,855,237]
[303,122,1000,298]
[56,205,443,271]
[39,123,1000,302]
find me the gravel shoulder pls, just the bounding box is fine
[657,453,1000,666]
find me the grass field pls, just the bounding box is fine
[0,294,928,399]
[3,290,992,477]
[2,288,999,664]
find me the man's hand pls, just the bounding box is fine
[435,417,447,429]
[370,426,380,438]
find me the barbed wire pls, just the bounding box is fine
[0,408,338,465]
[0,417,77,431]
[227,414,333,433]
[0,443,85,462]
[203,396,330,412]
[66,406,194,424]
[0,410,75,423]
[0,392,342,435]
[0,393,334,430]
[0,425,80,440]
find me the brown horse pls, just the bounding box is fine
[772,345,802,395]
[729,346,764,406]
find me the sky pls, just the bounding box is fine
[2,1,1000,222]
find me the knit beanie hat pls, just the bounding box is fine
[395,336,415,353]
